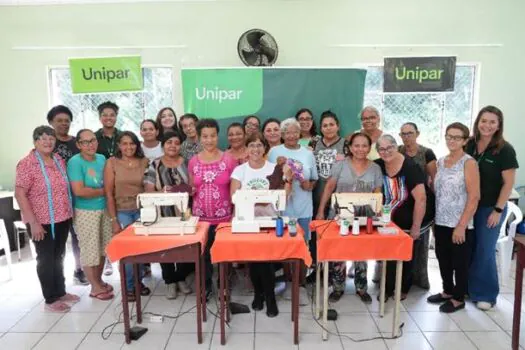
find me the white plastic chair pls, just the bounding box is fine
[12,197,35,261]
[0,219,13,280]
[497,201,523,286]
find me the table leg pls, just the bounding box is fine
[392,260,403,337]
[380,260,386,318]
[322,262,329,341]
[315,263,321,319]
[225,263,231,323]
[195,247,203,344]
[219,263,226,345]
[291,263,295,322]
[293,260,300,345]
[120,262,131,344]
[201,254,207,323]
[134,264,142,324]
[512,246,524,350]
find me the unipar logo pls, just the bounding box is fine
[195,86,243,103]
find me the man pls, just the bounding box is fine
[94,101,121,276]
[47,105,88,285]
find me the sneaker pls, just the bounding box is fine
[439,300,465,313]
[104,259,113,276]
[177,281,192,295]
[329,290,344,303]
[476,301,493,311]
[166,283,178,300]
[73,270,89,286]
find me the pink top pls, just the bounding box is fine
[15,150,73,225]
[188,152,237,224]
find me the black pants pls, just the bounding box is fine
[434,225,472,301]
[249,263,276,299]
[28,219,71,304]
[205,224,217,291]
[385,232,422,295]
[161,263,195,284]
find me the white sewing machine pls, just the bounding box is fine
[231,189,287,233]
[133,192,199,235]
[331,193,384,226]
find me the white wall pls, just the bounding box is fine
[0,0,524,188]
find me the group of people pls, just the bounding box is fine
[14,101,518,317]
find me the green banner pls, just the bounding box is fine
[69,56,143,93]
[181,68,367,147]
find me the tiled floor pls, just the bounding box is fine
[0,244,524,349]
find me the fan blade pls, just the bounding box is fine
[259,45,276,63]
[246,31,265,49]
[242,49,260,66]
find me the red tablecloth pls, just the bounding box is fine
[311,220,413,262]
[106,222,210,262]
[210,223,312,266]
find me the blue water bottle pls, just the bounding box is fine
[276,217,284,237]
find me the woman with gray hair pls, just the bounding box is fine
[357,106,383,160]
[375,134,433,300]
[15,126,79,312]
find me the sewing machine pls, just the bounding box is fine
[231,189,287,233]
[133,192,199,235]
[331,193,384,226]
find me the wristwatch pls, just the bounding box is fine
[494,206,503,213]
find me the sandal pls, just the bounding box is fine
[45,301,71,313]
[103,283,114,293]
[357,291,372,304]
[90,291,114,301]
[140,283,151,296]
[59,293,80,305]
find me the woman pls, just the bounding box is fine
[375,134,431,300]
[316,132,382,303]
[15,126,79,312]
[428,123,479,313]
[189,119,238,295]
[358,106,383,161]
[179,113,203,163]
[144,131,194,299]
[262,118,282,151]
[243,115,261,137]
[398,122,437,290]
[140,119,163,161]
[230,133,293,317]
[268,118,318,242]
[226,122,248,163]
[104,131,150,301]
[47,105,87,286]
[67,129,114,301]
[156,107,178,137]
[466,106,518,310]
[295,108,320,149]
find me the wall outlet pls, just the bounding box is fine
[148,315,164,323]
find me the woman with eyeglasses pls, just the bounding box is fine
[465,106,518,311]
[67,129,114,301]
[357,106,383,161]
[156,107,179,137]
[226,122,248,163]
[104,131,150,301]
[375,134,433,300]
[295,108,320,149]
[262,118,282,151]
[316,132,382,303]
[427,123,480,313]
[179,113,203,163]
[15,126,79,312]
[243,115,261,137]
[398,122,437,290]
[230,133,293,317]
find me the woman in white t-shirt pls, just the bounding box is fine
[230,133,293,318]
[140,119,164,161]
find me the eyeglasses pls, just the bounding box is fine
[377,145,396,154]
[399,132,416,137]
[445,135,466,142]
[361,116,377,122]
[78,138,97,146]
[248,143,265,149]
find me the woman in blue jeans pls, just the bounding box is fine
[465,106,518,310]
[104,131,150,301]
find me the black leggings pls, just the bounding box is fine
[249,263,276,299]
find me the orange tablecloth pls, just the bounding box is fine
[311,220,413,262]
[106,222,210,262]
[210,223,312,266]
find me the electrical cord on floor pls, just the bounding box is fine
[307,274,405,342]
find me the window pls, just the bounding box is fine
[49,67,174,136]
[363,65,477,156]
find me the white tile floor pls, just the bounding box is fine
[0,244,524,349]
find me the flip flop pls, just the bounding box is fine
[103,283,114,293]
[90,291,114,300]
